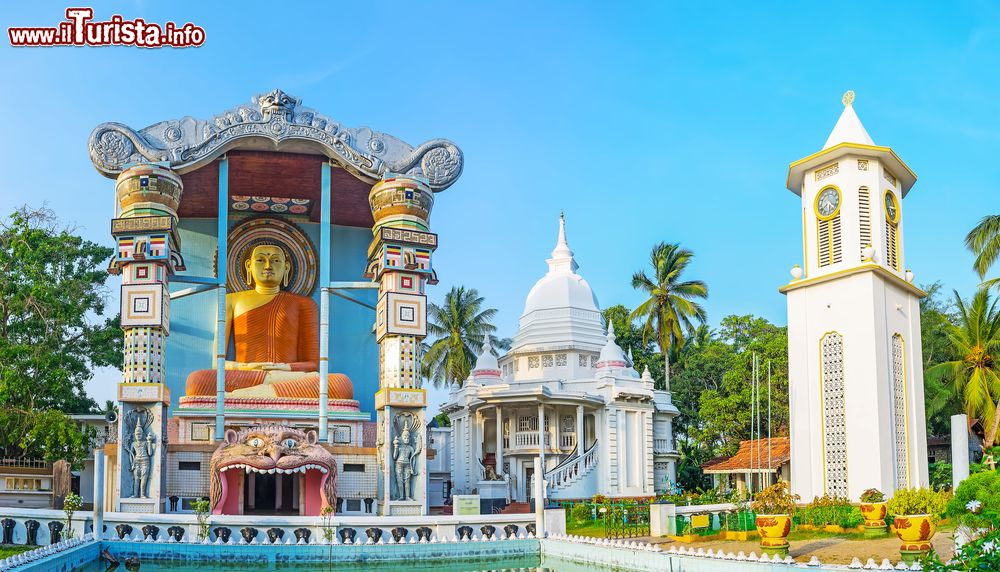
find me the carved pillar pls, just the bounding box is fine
[369,175,437,516]
[109,163,183,514]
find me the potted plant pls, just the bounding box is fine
[750,481,799,555]
[886,487,949,562]
[859,488,888,536]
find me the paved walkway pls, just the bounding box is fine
[639,534,955,565]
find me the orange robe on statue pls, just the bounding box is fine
[184,292,354,399]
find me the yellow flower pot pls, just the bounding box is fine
[892,514,936,561]
[860,502,887,532]
[755,514,792,552]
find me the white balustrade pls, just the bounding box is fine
[544,442,598,489]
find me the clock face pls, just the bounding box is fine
[817,187,840,218]
[885,192,898,222]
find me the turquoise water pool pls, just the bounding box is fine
[69,554,635,572]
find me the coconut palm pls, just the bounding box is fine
[927,288,1000,447]
[422,286,509,388]
[629,242,708,390]
[965,214,1000,290]
[101,400,118,418]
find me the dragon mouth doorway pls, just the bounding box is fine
[210,426,338,516]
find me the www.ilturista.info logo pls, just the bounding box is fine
[8,8,205,48]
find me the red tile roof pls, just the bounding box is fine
[702,437,790,474]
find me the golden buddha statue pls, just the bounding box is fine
[184,244,354,400]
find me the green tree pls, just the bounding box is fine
[696,315,789,457]
[921,283,964,436]
[423,286,508,387]
[0,207,118,467]
[965,214,1000,290]
[927,289,1000,447]
[0,408,94,469]
[629,242,708,390]
[668,335,734,442]
[0,207,119,413]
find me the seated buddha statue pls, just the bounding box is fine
[184,244,354,400]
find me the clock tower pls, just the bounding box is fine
[782,92,928,501]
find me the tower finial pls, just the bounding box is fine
[842,90,855,107]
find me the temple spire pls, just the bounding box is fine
[823,90,875,150]
[547,211,579,274]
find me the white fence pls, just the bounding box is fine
[0,506,537,545]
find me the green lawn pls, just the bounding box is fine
[566,519,610,538]
[0,545,32,558]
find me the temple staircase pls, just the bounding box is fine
[545,440,598,499]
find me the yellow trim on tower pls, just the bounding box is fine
[778,263,926,298]
[789,142,918,182]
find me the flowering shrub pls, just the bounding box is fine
[656,487,746,506]
[946,471,1000,532]
[920,529,1000,571]
[570,503,592,524]
[887,488,949,522]
[63,492,83,539]
[798,495,862,528]
[750,481,799,515]
[859,488,886,503]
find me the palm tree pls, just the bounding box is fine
[101,400,118,418]
[927,288,1000,447]
[965,215,1000,290]
[629,242,708,391]
[422,286,509,388]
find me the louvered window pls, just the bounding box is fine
[885,220,899,270]
[859,187,871,260]
[818,215,843,267]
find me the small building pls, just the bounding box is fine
[425,420,452,510]
[702,437,791,494]
[443,216,679,508]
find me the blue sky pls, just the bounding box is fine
[2,1,998,410]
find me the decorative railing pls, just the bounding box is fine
[545,441,597,489]
[512,432,551,448]
[0,459,51,470]
[653,438,671,453]
[559,433,576,449]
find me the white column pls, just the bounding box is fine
[533,456,544,536]
[475,410,485,476]
[92,449,105,539]
[469,411,479,481]
[495,406,503,475]
[554,406,561,452]
[537,404,546,472]
[951,414,970,489]
[576,405,584,452]
[318,163,332,440]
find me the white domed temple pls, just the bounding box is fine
[442,216,679,508]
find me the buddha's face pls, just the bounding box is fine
[246,245,289,289]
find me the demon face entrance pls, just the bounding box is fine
[209,426,339,516]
